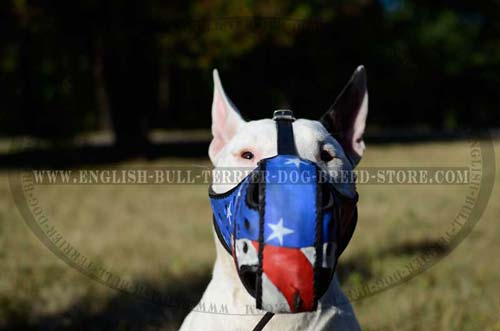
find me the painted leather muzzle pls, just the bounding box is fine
[209,110,358,313]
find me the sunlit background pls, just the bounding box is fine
[1,1,499,330]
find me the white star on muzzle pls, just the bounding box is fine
[284,157,306,168]
[266,218,294,246]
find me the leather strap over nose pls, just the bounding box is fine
[273,110,297,156]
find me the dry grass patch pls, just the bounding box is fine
[0,140,499,330]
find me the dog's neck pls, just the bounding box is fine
[212,230,242,285]
[211,230,255,307]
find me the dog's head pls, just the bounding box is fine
[209,66,368,195]
[208,67,368,313]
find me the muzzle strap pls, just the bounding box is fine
[273,110,297,156]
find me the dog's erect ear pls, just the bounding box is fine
[320,65,368,165]
[209,69,245,163]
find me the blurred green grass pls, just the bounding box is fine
[1,140,499,331]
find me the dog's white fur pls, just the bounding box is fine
[180,69,367,331]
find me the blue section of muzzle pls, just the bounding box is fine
[209,155,337,253]
[209,171,258,251]
[262,155,318,248]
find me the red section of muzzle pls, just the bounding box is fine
[252,242,315,312]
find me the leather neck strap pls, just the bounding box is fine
[252,312,274,331]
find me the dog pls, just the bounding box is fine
[180,66,367,331]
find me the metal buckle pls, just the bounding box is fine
[272,109,296,121]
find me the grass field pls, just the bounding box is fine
[1,139,499,331]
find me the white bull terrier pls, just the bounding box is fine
[180,66,368,331]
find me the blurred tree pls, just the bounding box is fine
[0,0,499,144]
[1,0,95,141]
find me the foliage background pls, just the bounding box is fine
[1,2,499,331]
[1,0,499,146]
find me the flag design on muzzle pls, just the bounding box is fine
[209,110,358,314]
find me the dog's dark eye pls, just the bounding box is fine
[320,150,334,162]
[241,151,254,160]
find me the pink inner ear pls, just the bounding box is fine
[340,92,367,159]
[213,93,227,139]
[209,69,245,162]
[351,94,368,156]
[210,94,227,159]
[210,90,242,161]
[213,92,240,141]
